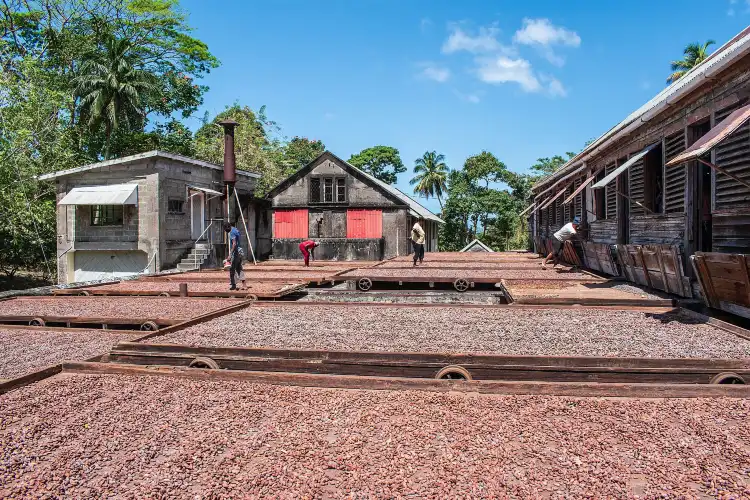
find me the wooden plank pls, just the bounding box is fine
[735,254,750,306]
[59,362,750,398]
[0,364,63,395]
[693,255,720,308]
[636,246,653,288]
[654,246,671,294]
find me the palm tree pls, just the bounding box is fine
[410,151,449,211]
[75,36,156,159]
[667,40,715,84]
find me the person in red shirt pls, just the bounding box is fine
[299,240,319,266]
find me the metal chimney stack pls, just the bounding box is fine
[218,119,238,184]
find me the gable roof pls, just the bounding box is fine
[267,151,444,224]
[38,150,260,181]
[460,239,494,252]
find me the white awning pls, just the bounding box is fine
[188,185,223,196]
[58,184,138,205]
[591,143,660,189]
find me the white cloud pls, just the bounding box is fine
[417,62,451,82]
[454,90,481,103]
[476,56,542,92]
[513,18,581,47]
[442,25,513,54]
[547,77,567,97]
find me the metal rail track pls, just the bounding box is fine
[106,342,750,386]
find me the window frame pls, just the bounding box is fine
[309,175,348,204]
[90,205,124,226]
[167,198,185,215]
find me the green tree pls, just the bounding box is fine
[75,35,157,159]
[463,151,509,187]
[283,137,325,169]
[410,151,449,211]
[530,152,575,178]
[667,40,715,84]
[348,146,405,184]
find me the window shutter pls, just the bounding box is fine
[664,131,686,213]
[715,103,750,209]
[629,157,646,217]
[605,163,617,219]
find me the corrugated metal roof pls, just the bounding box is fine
[533,26,750,192]
[666,103,750,166]
[58,184,138,205]
[39,151,260,181]
[591,143,660,189]
[460,239,494,252]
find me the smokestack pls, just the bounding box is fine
[218,119,238,184]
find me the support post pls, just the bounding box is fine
[234,189,257,265]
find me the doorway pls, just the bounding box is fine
[191,191,205,240]
[698,162,712,252]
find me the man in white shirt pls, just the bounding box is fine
[542,216,580,269]
[411,220,426,266]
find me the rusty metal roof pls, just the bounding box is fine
[591,143,660,189]
[666,103,750,166]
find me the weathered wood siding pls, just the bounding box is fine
[588,219,617,245]
[712,211,750,253]
[628,214,686,246]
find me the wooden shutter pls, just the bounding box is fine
[629,157,646,217]
[715,104,750,209]
[563,186,571,222]
[573,177,583,220]
[605,163,617,219]
[346,209,382,238]
[664,131,686,213]
[273,209,308,238]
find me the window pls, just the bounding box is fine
[594,169,606,219]
[310,176,347,204]
[310,178,321,203]
[168,199,184,214]
[91,205,123,226]
[324,178,333,202]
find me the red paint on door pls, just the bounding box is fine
[347,209,382,238]
[274,209,308,238]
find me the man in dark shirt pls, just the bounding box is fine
[223,222,243,290]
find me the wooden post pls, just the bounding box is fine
[179,283,188,297]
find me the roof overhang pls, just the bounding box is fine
[538,184,570,210]
[519,202,537,217]
[562,167,605,205]
[58,184,138,205]
[591,143,660,190]
[188,185,223,196]
[666,103,750,166]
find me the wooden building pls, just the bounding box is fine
[530,27,750,301]
[267,151,443,261]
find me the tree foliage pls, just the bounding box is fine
[348,145,405,184]
[410,151,449,211]
[529,152,575,177]
[283,136,325,170]
[667,40,715,84]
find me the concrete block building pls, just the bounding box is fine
[41,151,265,284]
[267,151,443,260]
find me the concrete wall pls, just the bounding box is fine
[54,159,160,284]
[272,238,384,261]
[309,209,347,238]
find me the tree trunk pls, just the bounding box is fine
[437,195,443,212]
[104,122,112,160]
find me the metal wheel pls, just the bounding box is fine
[710,372,746,385]
[140,321,159,332]
[453,278,470,292]
[29,317,46,327]
[78,290,91,296]
[189,356,220,370]
[158,292,171,297]
[245,293,258,301]
[357,278,373,291]
[435,365,472,381]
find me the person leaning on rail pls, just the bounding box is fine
[542,216,580,270]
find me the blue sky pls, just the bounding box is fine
[180,0,749,212]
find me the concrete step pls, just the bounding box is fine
[180,257,205,265]
[177,263,200,271]
[194,243,211,250]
